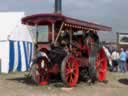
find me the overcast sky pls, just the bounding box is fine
[0,0,127,42]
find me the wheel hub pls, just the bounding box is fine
[71,69,73,73]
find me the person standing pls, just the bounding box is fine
[111,49,119,72]
[119,48,127,73]
[125,49,128,71]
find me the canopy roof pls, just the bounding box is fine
[22,13,112,31]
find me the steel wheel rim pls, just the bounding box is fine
[31,64,40,84]
[96,48,107,81]
[65,56,79,87]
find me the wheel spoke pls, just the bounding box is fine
[66,74,69,81]
[67,62,70,68]
[67,61,73,68]
[69,74,73,83]
[96,58,104,69]
[73,62,77,68]
[61,55,79,87]
[99,59,104,64]
[72,71,76,76]
[66,69,71,75]
[95,48,107,81]
[99,69,106,73]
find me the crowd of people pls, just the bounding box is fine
[107,47,128,73]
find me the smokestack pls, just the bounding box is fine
[55,0,62,14]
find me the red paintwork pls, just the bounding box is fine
[22,13,110,87]
[34,57,49,86]
[38,43,49,50]
[64,55,79,87]
[48,64,60,74]
[22,13,112,31]
[96,48,107,81]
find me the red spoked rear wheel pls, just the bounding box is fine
[96,48,107,81]
[61,55,79,87]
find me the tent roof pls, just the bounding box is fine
[0,12,32,42]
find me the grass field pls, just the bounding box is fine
[0,71,128,96]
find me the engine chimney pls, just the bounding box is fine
[55,0,62,14]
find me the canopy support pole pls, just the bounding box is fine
[34,24,39,56]
[52,24,55,43]
[35,24,38,44]
[55,22,64,43]
[69,29,72,49]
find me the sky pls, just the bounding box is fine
[0,0,127,42]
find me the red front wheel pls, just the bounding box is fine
[31,57,49,86]
[61,55,79,87]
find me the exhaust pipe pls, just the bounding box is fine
[55,0,62,14]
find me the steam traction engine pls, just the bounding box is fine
[22,0,112,87]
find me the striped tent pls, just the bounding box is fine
[0,12,33,73]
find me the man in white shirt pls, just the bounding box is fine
[111,49,120,72]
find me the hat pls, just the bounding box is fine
[120,48,124,51]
